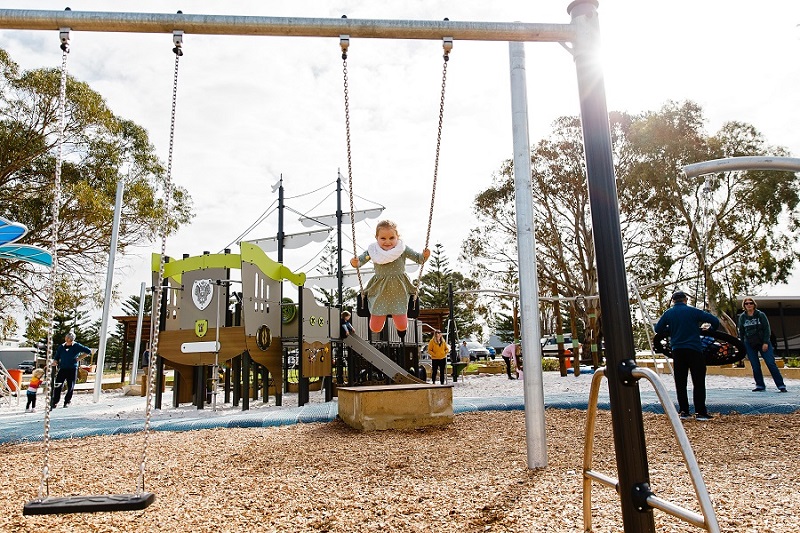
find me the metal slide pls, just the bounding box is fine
[342,334,423,384]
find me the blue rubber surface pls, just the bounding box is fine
[1,386,797,445]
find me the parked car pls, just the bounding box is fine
[463,341,491,361]
[18,360,36,373]
[485,345,496,359]
[541,335,573,355]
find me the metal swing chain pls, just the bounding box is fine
[340,35,364,294]
[37,28,70,501]
[413,38,452,299]
[138,30,183,494]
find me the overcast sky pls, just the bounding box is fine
[2,1,799,334]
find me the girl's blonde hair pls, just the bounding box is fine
[32,368,45,378]
[375,219,399,238]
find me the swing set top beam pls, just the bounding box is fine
[0,9,576,43]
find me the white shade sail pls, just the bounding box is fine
[246,228,332,252]
[298,207,383,228]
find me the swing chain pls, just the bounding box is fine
[341,34,363,293]
[36,27,71,501]
[414,37,452,298]
[138,34,183,494]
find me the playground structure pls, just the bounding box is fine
[148,242,427,410]
[150,242,307,408]
[7,2,784,530]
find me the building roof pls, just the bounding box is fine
[736,296,800,310]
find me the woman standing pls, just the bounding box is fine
[427,330,449,385]
[737,297,787,393]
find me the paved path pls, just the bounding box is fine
[1,382,797,445]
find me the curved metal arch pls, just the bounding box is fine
[683,156,800,178]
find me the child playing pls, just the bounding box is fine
[25,368,44,413]
[350,220,430,338]
[340,310,355,338]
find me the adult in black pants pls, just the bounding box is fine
[51,332,92,408]
[654,291,720,421]
[427,330,449,385]
[501,343,519,379]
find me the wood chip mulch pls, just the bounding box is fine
[1,409,797,532]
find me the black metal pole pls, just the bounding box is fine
[157,265,168,411]
[298,284,309,405]
[242,351,250,411]
[277,176,284,264]
[277,176,289,398]
[337,171,344,314]
[232,355,241,407]
[335,171,345,386]
[324,172,343,401]
[568,1,655,531]
[448,282,456,364]
[155,355,163,410]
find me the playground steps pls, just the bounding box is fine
[342,334,423,384]
[337,383,453,431]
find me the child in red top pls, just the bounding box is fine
[25,368,44,413]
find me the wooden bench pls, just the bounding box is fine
[337,383,453,431]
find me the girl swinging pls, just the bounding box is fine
[350,220,430,338]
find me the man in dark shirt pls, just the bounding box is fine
[51,331,92,408]
[654,291,720,421]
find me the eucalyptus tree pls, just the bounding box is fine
[418,243,486,340]
[0,48,193,329]
[461,100,799,344]
[622,102,799,318]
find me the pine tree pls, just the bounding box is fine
[419,244,487,340]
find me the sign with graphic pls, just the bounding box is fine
[256,324,272,351]
[195,319,209,338]
[192,279,214,311]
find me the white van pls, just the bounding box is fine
[541,335,573,355]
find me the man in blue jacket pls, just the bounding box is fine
[51,331,92,409]
[655,291,720,421]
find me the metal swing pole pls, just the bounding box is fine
[568,1,655,531]
[508,41,546,469]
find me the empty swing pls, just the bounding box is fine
[652,328,746,366]
[23,28,185,515]
[340,32,453,320]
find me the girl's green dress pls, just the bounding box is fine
[356,246,425,315]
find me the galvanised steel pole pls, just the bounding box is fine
[508,41,547,469]
[568,1,655,531]
[0,9,574,42]
[93,179,124,403]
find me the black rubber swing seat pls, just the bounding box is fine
[652,328,746,366]
[23,492,155,515]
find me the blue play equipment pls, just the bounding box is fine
[0,216,52,268]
